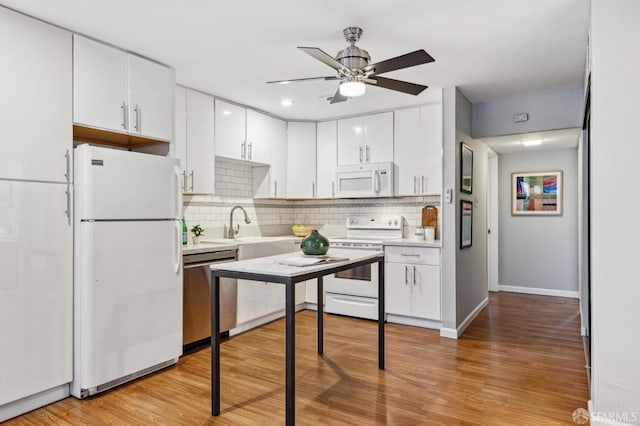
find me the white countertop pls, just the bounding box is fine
[183,235,303,255]
[182,241,238,255]
[383,238,442,248]
[209,248,383,278]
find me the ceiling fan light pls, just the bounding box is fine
[339,80,366,97]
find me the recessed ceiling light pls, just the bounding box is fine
[222,110,232,116]
[281,99,294,107]
[521,139,542,146]
[277,81,291,85]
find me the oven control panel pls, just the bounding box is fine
[346,215,402,230]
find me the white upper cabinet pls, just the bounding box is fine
[337,112,393,165]
[186,89,215,193]
[0,7,72,183]
[73,35,174,141]
[73,35,128,134]
[316,121,338,198]
[394,104,442,196]
[253,116,287,198]
[287,122,317,198]
[215,99,246,160]
[246,109,272,164]
[128,54,174,141]
[174,87,188,176]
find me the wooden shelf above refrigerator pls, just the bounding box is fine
[73,125,169,149]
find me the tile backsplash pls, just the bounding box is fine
[183,158,441,239]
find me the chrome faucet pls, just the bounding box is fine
[226,205,251,239]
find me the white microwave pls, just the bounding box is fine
[335,162,394,198]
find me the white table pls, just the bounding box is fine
[209,249,385,426]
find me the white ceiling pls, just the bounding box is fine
[1,1,590,121]
[482,128,581,154]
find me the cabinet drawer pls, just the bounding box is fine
[385,246,440,265]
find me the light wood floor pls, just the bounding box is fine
[8,293,589,425]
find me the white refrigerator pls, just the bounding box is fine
[71,145,183,398]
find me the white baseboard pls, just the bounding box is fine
[439,296,489,339]
[499,285,579,299]
[386,314,441,330]
[0,384,69,422]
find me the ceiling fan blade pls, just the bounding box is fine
[298,47,352,74]
[363,49,435,75]
[266,76,344,84]
[368,76,428,95]
[329,87,348,104]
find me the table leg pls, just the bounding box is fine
[317,276,323,355]
[378,260,385,370]
[211,275,220,415]
[285,282,295,426]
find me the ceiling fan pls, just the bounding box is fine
[267,27,435,104]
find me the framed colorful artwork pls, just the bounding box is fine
[511,171,563,216]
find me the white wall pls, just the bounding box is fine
[498,148,578,296]
[472,89,583,138]
[590,1,640,423]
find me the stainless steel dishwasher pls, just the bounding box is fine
[182,249,237,352]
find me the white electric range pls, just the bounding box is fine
[325,215,403,320]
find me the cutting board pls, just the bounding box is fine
[421,206,438,240]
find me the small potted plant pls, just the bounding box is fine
[191,224,204,244]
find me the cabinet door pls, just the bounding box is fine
[304,279,318,304]
[236,280,267,323]
[385,263,412,316]
[337,116,365,165]
[270,118,288,197]
[394,107,421,196]
[316,121,337,198]
[286,122,317,198]
[246,110,272,164]
[264,282,285,315]
[128,54,174,141]
[215,99,246,160]
[363,112,393,163]
[0,181,72,406]
[412,264,441,320]
[186,89,215,194]
[417,103,443,195]
[0,8,72,183]
[73,35,128,134]
[174,86,187,190]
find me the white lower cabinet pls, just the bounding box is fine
[0,181,73,417]
[234,239,305,332]
[385,246,441,325]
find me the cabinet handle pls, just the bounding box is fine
[366,145,370,162]
[133,104,140,132]
[414,176,417,194]
[64,185,71,226]
[421,176,425,194]
[248,142,252,160]
[182,170,186,192]
[359,146,363,163]
[400,253,420,257]
[413,266,417,286]
[274,180,278,197]
[241,142,245,159]
[312,182,315,198]
[189,170,194,192]
[64,150,71,184]
[331,181,335,198]
[121,101,127,130]
[404,265,409,285]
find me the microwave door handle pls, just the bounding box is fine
[372,170,380,193]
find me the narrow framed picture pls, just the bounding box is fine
[511,171,563,216]
[460,142,473,194]
[460,200,472,249]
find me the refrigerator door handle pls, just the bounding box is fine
[174,220,182,274]
[174,166,182,217]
